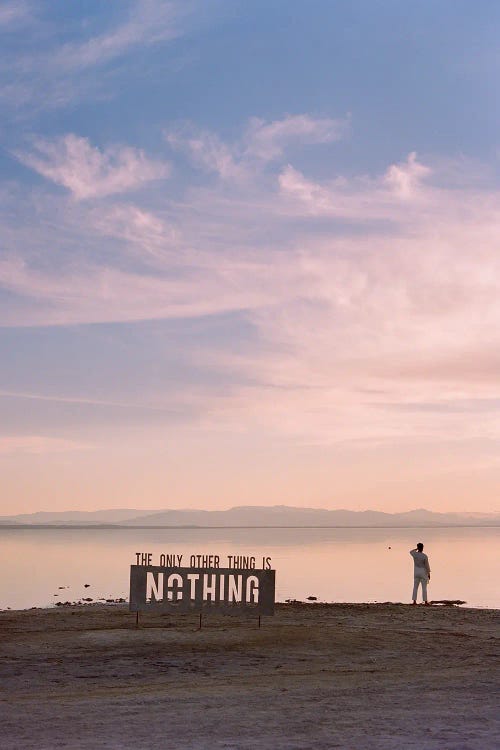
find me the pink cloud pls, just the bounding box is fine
[15,134,170,199]
[2,124,500,452]
[243,113,348,161]
[279,152,433,218]
[165,113,348,179]
[53,0,182,70]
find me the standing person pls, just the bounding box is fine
[410,543,431,605]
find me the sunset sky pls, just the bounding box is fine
[1,1,499,514]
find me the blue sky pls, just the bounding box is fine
[0,1,499,513]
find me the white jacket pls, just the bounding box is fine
[410,549,430,576]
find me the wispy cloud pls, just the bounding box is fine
[383,151,432,198]
[53,0,182,71]
[0,1,192,113]
[0,435,88,455]
[0,250,284,326]
[0,1,32,30]
[2,117,500,449]
[15,134,169,199]
[165,127,244,180]
[165,114,348,179]
[278,152,433,220]
[0,389,179,413]
[244,114,348,161]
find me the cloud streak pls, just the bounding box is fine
[0,1,32,30]
[165,114,348,179]
[0,435,88,455]
[53,0,182,71]
[244,114,348,161]
[0,1,192,114]
[278,152,434,221]
[15,135,169,199]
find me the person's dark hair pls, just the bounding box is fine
[417,542,424,552]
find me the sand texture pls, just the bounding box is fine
[0,603,498,749]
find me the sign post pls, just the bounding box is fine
[129,565,275,623]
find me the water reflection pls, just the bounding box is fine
[0,526,498,610]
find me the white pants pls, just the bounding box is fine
[412,572,428,602]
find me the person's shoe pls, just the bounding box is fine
[412,601,417,605]
[424,601,430,606]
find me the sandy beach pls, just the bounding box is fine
[0,603,498,749]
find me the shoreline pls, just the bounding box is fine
[1,599,497,613]
[1,602,498,749]
[3,599,499,614]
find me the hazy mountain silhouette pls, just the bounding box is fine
[1,506,498,527]
[0,509,157,525]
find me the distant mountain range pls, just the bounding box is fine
[1,506,498,527]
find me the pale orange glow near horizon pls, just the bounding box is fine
[1,425,498,515]
[1,4,499,518]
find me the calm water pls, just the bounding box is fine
[0,526,498,610]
